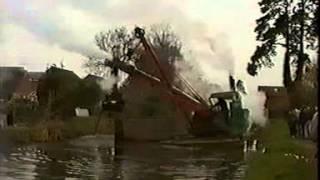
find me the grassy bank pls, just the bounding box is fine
[244,118,317,180]
[0,116,114,144]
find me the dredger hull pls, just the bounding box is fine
[119,112,233,141]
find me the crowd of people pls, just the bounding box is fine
[288,106,318,141]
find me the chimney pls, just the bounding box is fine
[229,74,235,91]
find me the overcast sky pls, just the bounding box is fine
[0,0,284,91]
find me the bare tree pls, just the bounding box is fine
[85,24,183,81]
[148,23,183,64]
[84,26,139,77]
[136,23,183,84]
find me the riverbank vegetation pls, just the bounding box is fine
[244,118,317,180]
[0,116,114,144]
[0,65,113,144]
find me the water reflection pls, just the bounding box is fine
[0,137,247,179]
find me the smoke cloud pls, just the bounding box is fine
[97,71,128,93]
[97,76,118,93]
[174,24,268,127]
[242,90,268,127]
[175,58,223,99]
[207,37,235,76]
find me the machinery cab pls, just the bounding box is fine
[209,91,249,136]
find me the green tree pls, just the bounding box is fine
[248,0,296,87]
[37,66,103,119]
[290,62,318,107]
[73,80,104,112]
[37,66,80,119]
[247,0,318,87]
[291,0,318,81]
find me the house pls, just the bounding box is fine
[258,86,290,118]
[0,67,43,126]
[12,72,44,103]
[0,66,27,100]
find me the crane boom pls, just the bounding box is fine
[134,27,174,92]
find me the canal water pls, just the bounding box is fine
[0,136,247,179]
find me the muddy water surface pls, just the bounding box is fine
[0,136,247,179]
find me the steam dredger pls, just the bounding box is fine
[102,27,249,140]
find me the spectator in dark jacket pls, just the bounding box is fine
[299,106,315,138]
[288,108,300,137]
